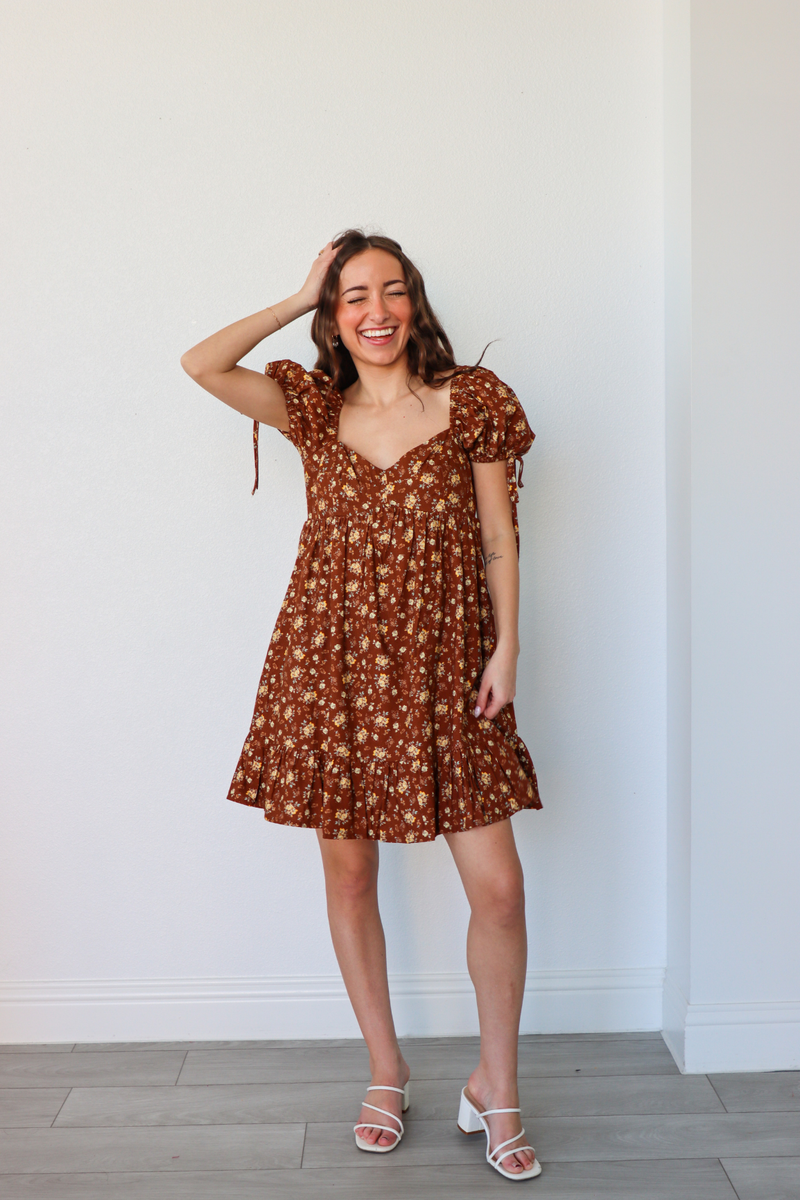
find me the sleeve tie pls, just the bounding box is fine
[252,420,260,495]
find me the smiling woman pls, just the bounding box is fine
[179,228,543,1182]
[310,230,465,393]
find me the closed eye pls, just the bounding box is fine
[347,291,405,304]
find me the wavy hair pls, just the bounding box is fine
[310,229,486,393]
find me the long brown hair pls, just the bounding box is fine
[310,229,487,392]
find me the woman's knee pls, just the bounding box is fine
[318,837,379,904]
[329,866,377,904]
[477,870,526,926]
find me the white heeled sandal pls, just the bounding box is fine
[458,1085,542,1180]
[354,1082,410,1153]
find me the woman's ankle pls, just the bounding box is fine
[468,1064,519,1105]
[367,1049,410,1085]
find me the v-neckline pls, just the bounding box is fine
[333,374,459,474]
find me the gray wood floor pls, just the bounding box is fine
[1,1032,798,1198]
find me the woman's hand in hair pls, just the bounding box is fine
[298,240,340,311]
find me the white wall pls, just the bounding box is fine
[0,1,667,1041]
[664,0,800,1071]
[663,0,694,1056]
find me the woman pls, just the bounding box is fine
[181,230,543,1181]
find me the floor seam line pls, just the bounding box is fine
[173,1048,190,1086]
[718,1155,744,1199]
[706,1074,730,1112]
[48,1086,73,1127]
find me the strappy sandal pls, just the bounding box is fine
[458,1085,542,1180]
[353,1082,411,1153]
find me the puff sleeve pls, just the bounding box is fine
[251,360,335,493]
[456,367,535,555]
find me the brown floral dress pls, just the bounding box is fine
[227,359,543,842]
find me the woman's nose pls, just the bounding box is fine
[368,292,390,321]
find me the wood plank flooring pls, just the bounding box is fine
[0,1033,798,1198]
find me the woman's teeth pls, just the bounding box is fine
[360,328,395,339]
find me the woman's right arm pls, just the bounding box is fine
[179,242,339,429]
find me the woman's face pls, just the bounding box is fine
[333,248,414,370]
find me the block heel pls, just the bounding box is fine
[458,1087,484,1133]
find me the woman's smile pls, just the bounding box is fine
[358,325,398,345]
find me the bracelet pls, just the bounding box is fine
[266,306,282,330]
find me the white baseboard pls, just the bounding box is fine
[8,969,796,1070]
[520,967,663,1036]
[661,970,688,1070]
[0,967,663,1044]
[663,971,800,1073]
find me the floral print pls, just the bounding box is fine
[227,360,542,841]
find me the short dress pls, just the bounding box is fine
[227,359,543,842]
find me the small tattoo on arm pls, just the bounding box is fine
[484,552,503,566]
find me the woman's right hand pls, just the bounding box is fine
[297,240,340,311]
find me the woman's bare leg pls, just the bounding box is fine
[443,817,536,1174]
[315,831,410,1147]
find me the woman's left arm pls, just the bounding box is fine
[470,460,520,719]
